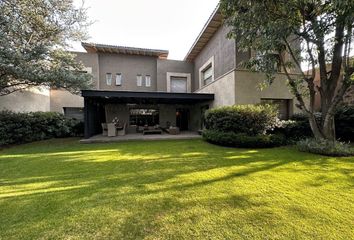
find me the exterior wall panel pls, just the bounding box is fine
[157,59,194,92]
[98,53,157,92]
[50,89,84,113]
[234,70,302,114]
[193,25,236,91]
[196,70,236,107]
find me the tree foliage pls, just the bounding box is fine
[220,0,354,140]
[0,0,92,96]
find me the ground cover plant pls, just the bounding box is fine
[0,138,353,239]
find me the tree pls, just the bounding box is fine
[0,0,92,96]
[220,0,354,141]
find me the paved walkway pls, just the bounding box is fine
[80,131,201,143]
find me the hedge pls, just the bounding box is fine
[0,111,83,146]
[204,104,278,136]
[202,104,284,148]
[203,130,285,148]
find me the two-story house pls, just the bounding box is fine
[0,5,302,138]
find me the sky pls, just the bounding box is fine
[71,0,220,60]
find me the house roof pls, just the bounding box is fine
[81,42,169,59]
[81,90,214,104]
[184,4,223,62]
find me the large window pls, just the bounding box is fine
[261,98,291,120]
[106,73,112,85]
[129,109,159,126]
[202,64,213,85]
[170,76,187,93]
[63,107,84,121]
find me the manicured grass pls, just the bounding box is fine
[0,138,353,239]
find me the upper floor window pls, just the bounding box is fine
[145,75,151,87]
[115,73,122,86]
[170,76,187,93]
[137,74,142,86]
[202,64,213,85]
[106,73,112,85]
[254,50,282,72]
[199,56,214,87]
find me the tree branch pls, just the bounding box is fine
[278,51,309,114]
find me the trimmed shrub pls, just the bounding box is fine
[272,118,312,142]
[0,111,83,146]
[202,130,285,148]
[297,138,354,157]
[204,104,278,135]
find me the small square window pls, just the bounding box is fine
[145,75,151,87]
[170,76,187,93]
[116,73,122,86]
[106,73,112,85]
[137,75,142,86]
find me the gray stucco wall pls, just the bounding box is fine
[234,70,302,114]
[196,70,236,107]
[157,59,194,91]
[193,25,236,91]
[98,53,158,92]
[50,89,84,113]
[72,51,99,89]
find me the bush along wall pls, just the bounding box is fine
[272,105,354,142]
[202,104,286,148]
[0,111,84,146]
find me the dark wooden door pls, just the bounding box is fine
[176,109,189,130]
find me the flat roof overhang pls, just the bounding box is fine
[184,4,223,62]
[82,90,214,104]
[82,42,169,59]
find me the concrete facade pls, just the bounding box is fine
[98,53,158,92]
[196,70,236,107]
[50,89,84,113]
[157,59,194,92]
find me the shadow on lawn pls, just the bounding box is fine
[0,138,353,239]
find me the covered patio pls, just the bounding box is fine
[82,90,214,139]
[80,131,201,143]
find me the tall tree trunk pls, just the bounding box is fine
[322,113,336,141]
[308,114,324,140]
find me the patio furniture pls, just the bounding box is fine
[142,125,162,135]
[101,123,108,136]
[107,123,117,137]
[117,122,127,136]
[167,126,180,135]
[143,129,163,135]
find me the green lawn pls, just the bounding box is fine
[0,139,353,240]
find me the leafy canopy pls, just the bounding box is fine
[0,0,92,96]
[220,0,354,140]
